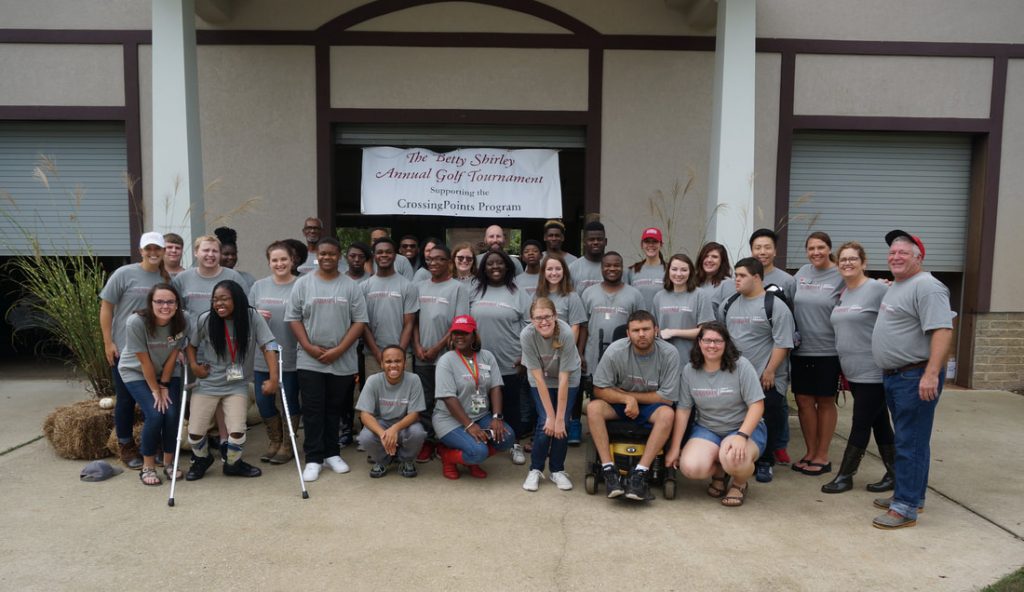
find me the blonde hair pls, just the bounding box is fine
[530,297,562,349]
[193,234,221,252]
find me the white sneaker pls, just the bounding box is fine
[324,455,351,474]
[522,469,543,492]
[302,462,322,482]
[549,471,574,491]
[510,443,526,465]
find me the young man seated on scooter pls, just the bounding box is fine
[587,310,680,502]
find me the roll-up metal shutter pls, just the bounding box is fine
[335,124,585,148]
[787,131,970,272]
[0,121,129,256]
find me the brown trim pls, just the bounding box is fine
[0,106,126,119]
[0,29,149,44]
[958,136,988,387]
[325,108,588,125]
[600,35,714,51]
[322,31,587,48]
[123,42,143,261]
[195,30,311,45]
[757,38,1024,58]
[315,43,333,234]
[773,51,796,268]
[318,0,600,39]
[976,56,1007,314]
[791,115,992,133]
[584,48,602,216]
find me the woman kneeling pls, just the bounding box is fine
[667,321,766,507]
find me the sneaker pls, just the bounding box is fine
[370,462,388,478]
[302,462,322,482]
[400,460,418,478]
[873,496,925,513]
[185,454,215,481]
[223,459,262,478]
[338,433,354,449]
[510,443,526,465]
[602,466,624,498]
[773,448,791,465]
[467,464,488,479]
[624,468,654,501]
[755,462,774,483]
[416,442,435,463]
[873,511,917,530]
[522,469,543,492]
[567,419,582,446]
[324,455,351,474]
[549,471,574,491]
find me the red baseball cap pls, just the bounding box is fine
[885,229,926,260]
[641,227,663,243]
[450,315,477,333]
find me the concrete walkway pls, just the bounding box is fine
[1,363,1021,591]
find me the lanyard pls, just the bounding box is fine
[224,322,237,363]
[457,351,479,391]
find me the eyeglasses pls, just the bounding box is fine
[153,300,177,307]
[303,226,322,232]
[455,256,474,262]
[532,314,555,323]
[838,257,861,264]
[700,338,725,346]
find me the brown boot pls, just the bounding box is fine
[260,415,283,463]
[269,415,299,465]
[119,441,143,470]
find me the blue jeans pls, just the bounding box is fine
[253,370,301,418]
[529,386,578,472]
[439,415,516,465]
[112,368,137,442]
[123,378,182,456]
[884,367,944,521]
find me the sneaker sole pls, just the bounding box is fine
[606,489,625,499]
[872,518,917,530]
[872,499,925,513]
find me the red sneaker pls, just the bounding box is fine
[437,444,461,480]
[774,448,791,465]
[467,464,488,479]
[416,442,435,463]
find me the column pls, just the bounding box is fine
[151,0,204,266]
[706,0,756,261]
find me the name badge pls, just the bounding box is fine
[225,364,244,382]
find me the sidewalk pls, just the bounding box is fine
[1,363,1021,591]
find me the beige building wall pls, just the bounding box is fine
[0,0,150,29]
[991,59,1024,311]
[139,45,317,280]
[794,55,993,119]
[754,52,781,244]
[601,50,712,262]
[758,0,1024,44]
[330,47,588,111]
[0,44,124,107]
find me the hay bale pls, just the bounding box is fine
[43,400,115,460]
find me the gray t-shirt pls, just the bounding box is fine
[724,292,795,394]
[469,284,532,375]
[355,372,426,421]
[653,289,716,370]
[412,267,431,284]
[593,338,680,403]
[679,356,765,436]
[189,308,275,396]
[415,278,471,366]
[171,267,246,324]
[793,264,843,356]
[544,291,588,327]
[285,272,369,376]
[871,272,953,370]
[100,263,166,352]
[568,257,603,295]
[628,263,665,312]
[236,270,256,292]
[362,273,420,350]
[699,279,736,322]
[297,251,317,275]
[763,267,797,304]
[519,271,541,300]
[831,279,887,383]
[542,251,577,265]
[433,349,504,439]
[520,320,582,388]
[249,276,298,373]
[580,283,645,374]
[117,313,188,384]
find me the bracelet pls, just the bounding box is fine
[158,380,170,387]
[736,431,750,440]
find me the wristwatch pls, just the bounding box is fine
[736,431,750,440]
[492,413,504,420]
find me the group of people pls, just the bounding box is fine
[99,216,952,529]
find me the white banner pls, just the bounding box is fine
[360,147,562,218]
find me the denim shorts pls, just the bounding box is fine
[689,420,767,456]
[611,402,671,428]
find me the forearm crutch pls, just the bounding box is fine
[168,357,191,507]
[276,344,309,499]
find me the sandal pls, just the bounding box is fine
[791,457,812,472]
[801,461,832,476]
[139,467,162,486]
[163,466,183,481]
[707,474,728,498]
[721,481,748,507]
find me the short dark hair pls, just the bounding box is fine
[583,221,605,234]
[428,243,451,259]
[521,239,543,253]
[627,309,656,327]
[347,241,371,258]
[733,257,764,279]
[749,228,778,248]
[316,237,341,251]
[373,237,396,251]
[602,251,622,263]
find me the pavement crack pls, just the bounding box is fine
[0,435,43,456]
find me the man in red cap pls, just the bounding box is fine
[869,230,953,529]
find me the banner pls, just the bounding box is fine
[360,147,562,218]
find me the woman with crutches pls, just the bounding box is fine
[117,283,188,486]
[184,280,278,480]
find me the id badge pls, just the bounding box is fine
[470,389,487,414]
[225,364,244,382]
[604,312,611,320]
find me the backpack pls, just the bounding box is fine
[721,284,800,348]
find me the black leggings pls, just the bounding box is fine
[848,381,894,449]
